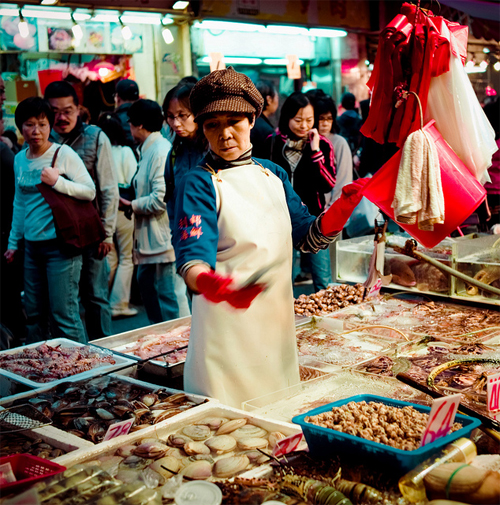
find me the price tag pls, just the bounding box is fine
[487,372,500,412]
[0,462,16,485]
[367,278,382,298]
[272,432,303,458]
[209,52,226,72]
[286,55,301,80]
[420,394,461,447]
[102,417,134,442]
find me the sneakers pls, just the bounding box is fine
[111,307,139,318]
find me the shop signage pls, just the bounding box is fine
[420,394,461,447]
[286,55,301,79]
[487,372,500,413]
[209,52,225,72]
[272,432,303,457]
[102,417,134,442]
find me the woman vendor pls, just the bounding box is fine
[173,68,367,408]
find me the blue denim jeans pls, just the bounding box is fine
[292,249,332,292]
[80,244,112,340]
[24,240,87,344]
[137,262,179,324]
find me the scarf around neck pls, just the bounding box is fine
[206,147,254,170]
[284,137,306,172]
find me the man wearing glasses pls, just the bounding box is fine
[44,81,118,340]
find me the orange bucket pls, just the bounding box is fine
[362,120,486,248]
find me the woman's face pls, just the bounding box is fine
[22,115,51,150]
[288,104,314,139]
[166,98,197,139]
[318,112,334,136]
[203,113,254,161]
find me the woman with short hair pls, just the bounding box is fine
[5,97,95,343]
[120,99,179,323]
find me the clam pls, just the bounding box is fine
[73,418,90,431]
[133,441,168,459]
[153,402,181,410]
[181,460,212,480]
[204,435,237,455]
[96,408,115,420]
[195,417,229,430]
[231,425,268,439]
[165,447,185,459]
[184,441,211,456]
[130,424,151,432]
[120,455,151,470]
[88,422,106,443]
[159,392,188,405]
[213,455,250,478]
[244,450,270,465]
[116,444,137,458]
[182,425,211,441]
[237,437,268,451]
[132,400,148,410]
[216,418,246,435]
[268,431,286,448]
[188,454,214,464]
[140,393,158,407]
[151,409,181,424]
[167,434,193,448]
[149,456,180,478]
[67,429,85,438]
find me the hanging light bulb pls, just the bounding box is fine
[494,61,500,71]
[71,14,83,44]
[120,17,132,40]
[18,11,30,39]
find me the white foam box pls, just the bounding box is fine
[53,403,302,480]
[0,338,137,389]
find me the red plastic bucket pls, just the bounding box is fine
[362,120,486,248]
[37,69,63,95]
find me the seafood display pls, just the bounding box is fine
[294,284,365,317]
[0,433,67,460]
[305,401,462,451]
[299,366,329,382]
[118,326,190,364]
[3,376,204,443]
[0,341,117,383]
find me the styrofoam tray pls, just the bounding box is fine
[54,403,302,476]
[0,339,136,389]
[1,374,214,447]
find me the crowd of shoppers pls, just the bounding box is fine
[0,71,379,347]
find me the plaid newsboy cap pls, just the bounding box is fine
[190,67,264,123]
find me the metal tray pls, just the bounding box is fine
[92,317,191,379]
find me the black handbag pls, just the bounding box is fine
[36,147,106,252]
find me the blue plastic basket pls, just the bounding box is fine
[292,394,481,474]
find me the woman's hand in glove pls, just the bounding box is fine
[320,178,371,236]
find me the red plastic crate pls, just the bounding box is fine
[0,454,65,496]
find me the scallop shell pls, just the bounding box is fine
[149,456,180,478]
[181,460,212,480]
[213,455,250,478]
[184,441,211,456]
[182,425,211,441]
[140,393,158,407]
[231,425,268,440]
[195,417,229,430]
[237,437,268,451]
[167,433,193,448]
[215,418,247,435]
[268,431,286,448]
[205,435,237,455]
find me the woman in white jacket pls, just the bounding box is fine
[120,99,178,323]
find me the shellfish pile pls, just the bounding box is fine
[294,284,365,317]
[0,342,116,383]
[6,376,201,444]
[0,433,67,460]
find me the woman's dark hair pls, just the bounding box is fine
[97,112,128,146]
[306,90,339,134]
[162,82,195,121]
[15,97,55,131]
[44,81,79,106]
[127,99,163,132]
[255,80,277,112]
[278,92,311,138]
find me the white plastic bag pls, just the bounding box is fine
[425,54,496,184]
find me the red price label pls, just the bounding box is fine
[487,372,500,412]
[367,279,382,299]
[272,432,303,458]
[103,418,134,442]
[420,394,461,447]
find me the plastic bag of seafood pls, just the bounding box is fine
[292,394,481,474]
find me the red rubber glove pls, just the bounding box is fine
[196,271,264,308]
[320,178,370,236]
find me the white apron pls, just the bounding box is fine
[184,163,300,408]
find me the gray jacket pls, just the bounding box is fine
[51,121,119,243]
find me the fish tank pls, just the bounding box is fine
[453,234,500,306]
[336,235,455,296]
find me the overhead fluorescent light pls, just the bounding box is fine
[263,58,304,65]
[494,61,500,71]
[92,13,120,22]
[162,16,174,25]
[264,25,308,36]
[172,1,189,9]
[309,28,347,38]
[200,56,262,65]
[162,27,174,44]
[195,20,263,32]
[41,0,59,4]
[121,14,162,25]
